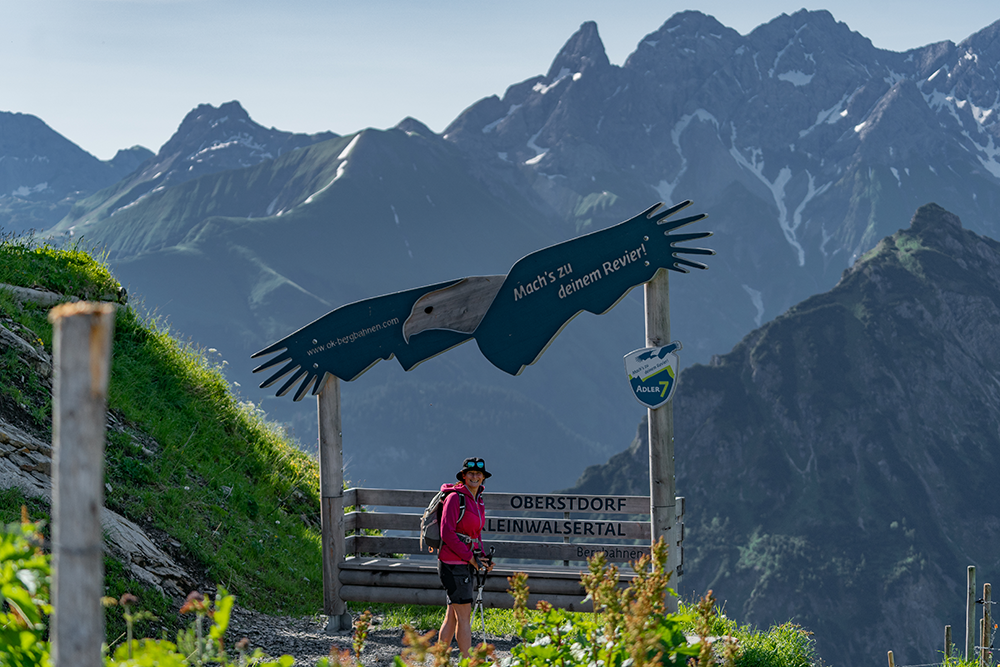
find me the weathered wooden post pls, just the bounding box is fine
[49,302,116,667]
[645,268,680,612]
[982,583,992,667]
[887,650,895,667]
[968,566,978,660]
[318,373,351,632]
[945,625,952,659]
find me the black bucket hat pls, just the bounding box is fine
[456,457,492,480]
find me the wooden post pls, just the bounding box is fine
[887,650,895,667]
[318,373,349,632]
[945,625,952,660]
[563,511,570,567]
[968,566,978,660]
[983,583,992,667]
[981,618,987,667]
[645,268,679,613]
[49,302,116,667]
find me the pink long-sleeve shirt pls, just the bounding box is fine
[436,482,486,565]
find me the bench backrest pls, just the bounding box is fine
[344,487,684,565]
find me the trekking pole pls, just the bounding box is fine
[475,568,487,645]
[475,547,495,646]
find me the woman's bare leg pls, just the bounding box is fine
[454,602,473,657]
[438,604,458,646]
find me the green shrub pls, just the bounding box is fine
[0,516,327,666]
[498,539,699,667]
[0,513,50,667]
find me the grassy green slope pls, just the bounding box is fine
[0,234,324,616]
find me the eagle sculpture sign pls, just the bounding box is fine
[252,200,714,399]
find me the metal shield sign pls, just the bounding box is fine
[624,341,681,409]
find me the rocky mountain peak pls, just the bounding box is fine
[187,99,252,125]
[545,21,610,80]
[908,201,964,236]
[650,9,727,37]
[108,145,155,173]
[753,8,857,43]
[157,100,259,157]
[625,11,738,68]
[394,116,435,138]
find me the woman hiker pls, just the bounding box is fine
[437,457,494,657]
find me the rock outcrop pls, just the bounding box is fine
[0,289,195,597]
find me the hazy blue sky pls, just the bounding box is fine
[3,0,997,159]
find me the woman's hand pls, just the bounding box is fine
[471,556,494,572]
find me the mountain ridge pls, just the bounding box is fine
[53,100,340,242]
[24,8,1000,502]
[0,110,153,233]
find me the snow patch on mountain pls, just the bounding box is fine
[799,91,852,137]
[525,130,548,165]
[967,133,1000,179]
[742,284,765,326]
[298,138,358,203]
[338,135,360,160]
[482,104,522,134]
[655,110,719,202]
[778,71,814,86]
[304,161,347,205]
[884,70,906,86]
[792,173,831,251]
[533,67,575,95]
[390,204,413,258]
[11,183,48,197]
[923,89,967,126]
[729,128,804,265]
[769,30,806,78]
[190,133,272,162]
[111,195,146,217]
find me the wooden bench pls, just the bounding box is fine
[335,487,684,612]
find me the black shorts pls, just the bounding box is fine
[438,561,474,605]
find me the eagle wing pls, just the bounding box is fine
[471,201,713,376]
[251,278,475,400]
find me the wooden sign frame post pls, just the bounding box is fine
[317,374,351,632]
[645,269,680,613]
